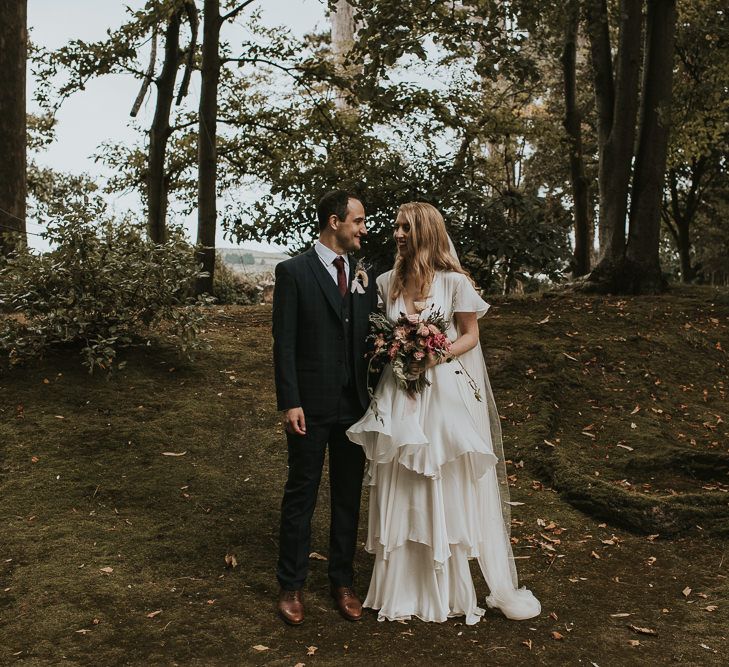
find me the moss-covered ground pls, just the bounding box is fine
[1,288,728,665]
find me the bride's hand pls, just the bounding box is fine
[408,353,439,376]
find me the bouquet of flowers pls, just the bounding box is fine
[368,308,453,395]
[367,308,482,420]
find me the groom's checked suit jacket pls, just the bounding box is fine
[273,247,378,423]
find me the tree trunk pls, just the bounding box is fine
[562,0,590,277]
[625,0,677,292]
[331,0,356,112]
[147,8,183,244]
[675,218,694,283]
[196,0,221,295]
[0,0,27,255]
[585,0,643,268]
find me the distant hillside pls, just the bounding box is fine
[218,247,289,274]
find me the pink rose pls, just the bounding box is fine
[406,314,420,325]
[413,351,425,361]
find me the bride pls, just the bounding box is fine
[346,202,541,624]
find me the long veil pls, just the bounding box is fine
[447,234,519,590]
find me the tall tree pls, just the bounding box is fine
[660,0,728,282]
[195,0,255,295]
[0,0,28,255]
[561,0,591,277]
[585,0,678,293]
[33,0,198,243]
[133,0,198,243]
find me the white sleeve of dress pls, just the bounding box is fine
[376,271,391,310]
[453,273,490,318]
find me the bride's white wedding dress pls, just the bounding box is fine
[346,270,541,624]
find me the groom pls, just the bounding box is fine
[272,190,377,625]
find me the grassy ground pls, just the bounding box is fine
[1,288,728,666]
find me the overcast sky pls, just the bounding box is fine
[27,0,328,251]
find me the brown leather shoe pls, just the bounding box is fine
[331,586,363,621]
[277,589,304,625]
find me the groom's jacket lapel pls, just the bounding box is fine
[305,247,345,321]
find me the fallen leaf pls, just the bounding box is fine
[309,551,328,561]
[630,405,641,415]
[610,613,631,618]
[537,316,550,325]
[505,501,525,506]
[551,631,564,640]
[590,551,601,559]
[549,611,558,621]
[628,640,641,647]
[161,451,187,457]
[307,646,318,655]
[646,557,657,566]
[252,645,269,652]
[224,553,238,568]
[522,639,532,650]
[75,628,91,634]
[99,567,113,574]
[31,456,39,463]
[705,605,718,612]
[682,586,692,598]
[616,444,634,451]
[628,624,657,636]
[147,610,162,618]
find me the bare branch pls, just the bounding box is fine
[176,0,199,105]
[130,27,157,117]
[221,0,257,23]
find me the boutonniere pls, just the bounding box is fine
[351,258,370,294]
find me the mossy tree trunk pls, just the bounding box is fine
[146,7,184,245]
[0,0,27,255]
[562,0,591,277]
[196,0,222,296]
[583,0,678,294]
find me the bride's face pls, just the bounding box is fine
[394,216,411,256]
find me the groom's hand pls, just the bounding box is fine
[283,407,307,436]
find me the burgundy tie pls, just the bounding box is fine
[333,256,347,297]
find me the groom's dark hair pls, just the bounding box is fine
[317,190,361,230]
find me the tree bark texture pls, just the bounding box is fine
[562,0,591,277]
[665,164,705,283]
[331,0,357,112]
[585,0,643,265]
[147,8,183,244]
[0,0,27,255]
[196,0,221,295]
[626,0,678,292]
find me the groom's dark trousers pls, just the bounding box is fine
[272,248,377,591]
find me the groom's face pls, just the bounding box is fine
[334,198,367,253]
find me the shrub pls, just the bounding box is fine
[213,254,271,305]
[0,206,211,373]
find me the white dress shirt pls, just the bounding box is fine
[314,240,350,285]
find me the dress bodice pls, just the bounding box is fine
[376,270,490,339]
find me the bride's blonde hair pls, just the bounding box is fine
[390,202,473,301]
